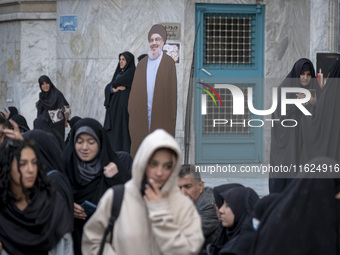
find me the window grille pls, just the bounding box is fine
[204,13,255,66]
[203,84,255,136]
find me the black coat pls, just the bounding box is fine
[269,58,321,193]
[104,51,136,153]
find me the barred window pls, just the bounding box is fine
[203,84,255,136]
[204,13,255,66]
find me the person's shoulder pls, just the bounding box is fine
[196,187,215,207]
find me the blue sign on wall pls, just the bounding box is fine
[60,15,77,31]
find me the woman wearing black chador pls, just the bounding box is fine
[104,51,136,153]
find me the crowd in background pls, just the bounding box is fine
[1,23,340,254]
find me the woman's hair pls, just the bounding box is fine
[0,139,50,208]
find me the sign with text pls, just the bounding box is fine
[60,15,77,31]
[161,23,181,40]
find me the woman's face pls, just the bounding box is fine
[145,149,175,189]
[300,70,312,87]
[219,201,235,227]
[10,147,38,191]
[75,133,99,162]
[41,81,50,92]
[119,55,127,69]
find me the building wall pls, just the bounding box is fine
[0,0,338,167]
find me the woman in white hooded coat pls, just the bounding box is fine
[82,129,204,255]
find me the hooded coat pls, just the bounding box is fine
[128,53,177,158]
[82,129,204,255]
[104,52,136,153]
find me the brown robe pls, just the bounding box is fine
[128,53,177,157]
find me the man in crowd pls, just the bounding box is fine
[128,24,177,157]
[178,164,219,254]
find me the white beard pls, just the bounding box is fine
[148,45,163,60]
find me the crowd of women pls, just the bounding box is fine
[0,55,340,254]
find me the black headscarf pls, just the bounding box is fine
[299,59,340,163]
[104,51,136,107]
[213,183,244,209]
[208,183,245,255]
[23,129,64,174]
[250,157,339,255]
[33,112,65,150]
[216,187,259,255]
[11,114,30,133]
[5,106,18,119]
[62,117,131,204]
[0,140,73,255]
[36,75,69,114]
[269,58,320,193]
[62,118,131,255]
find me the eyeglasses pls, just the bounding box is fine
[149,37,163,43]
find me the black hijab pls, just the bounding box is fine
[0,140,73,255]
[33,112,65,150]
[5,106,18,119]
[250,157,338,255]
[23,129,64,174]
[216,187,259,255]
[299,59,340,163]
[208,183,245,255]
[62,118,131,205]
[104,51,136,107]
[11,114,30,133]
[36,75,69,114]
[213,183,244,209]
[269,58,320,193]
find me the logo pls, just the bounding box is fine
[198,82,223,107]
[198,83,312,128]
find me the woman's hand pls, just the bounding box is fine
[3,120,23,140]
[0,240,3,254]
[103,162,118,178]
[143,179,168,203]
[74,202,86,220]
[117,86,126,91]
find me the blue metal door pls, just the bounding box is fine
[195,4,265,163]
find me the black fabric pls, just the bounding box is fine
[252,193,279,221]
[216,187,259,255]
[62,118,131,255]
[208,184,245,255]
[115,150,133,176]
[65,116,82,145]
[34,111,65,150]
[250,159,338,255]
[23,129,64,174]
[36,75,69,145]
[213,183,244,209]
[104,52,136,153]
[6,106,18,119]
[36,75,69,114]
[299,59,340,163]
[11,114,30,133]
[0,173,73,255]
[269,58,321,193]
